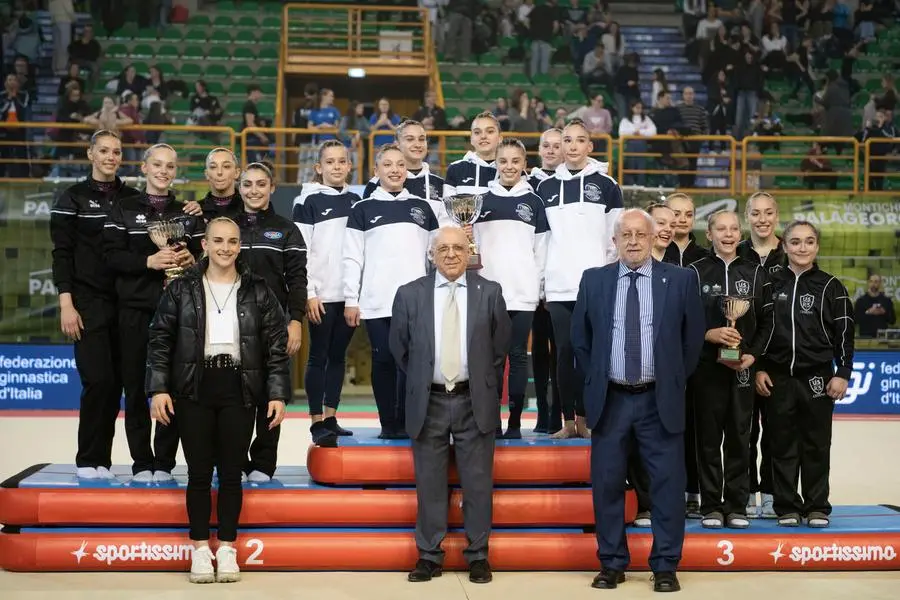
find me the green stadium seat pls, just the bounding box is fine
[445,106,462,120]
[205,64,228,78]
[184,28,208,43]
[230,65,254,78]
[225,99,246,114]
[262,2,281,12]
[227,81,245,95]
[256,65,278,78]
[507,72,529,86]
[101,60,124,77]
[155,62,176,76]
[236,16,258,28]
[558,73,579,87]
[259,31,280,45]
[208,47,231,61]
[210,31,233,45]
[213,16,235,28]
[479,53,502,65]
[131,61,150,74]
[563,89,584,104]
[169,98,191,114]
[443,87,462,102]
[109,24,138,40]
[134,28,158,41]
[532,73,553,86]
[182,45,206,59]
[160,27,183,42]
[206,81,225,95]
[106,43,129,58]
[188,15,212,27]
[260,81,276,95]
[499,36,518,50]
[258,47,279,61]
[261,17,281,30]
[156,44,179,59]
[541,89,561,102]
[233,47,255,61]
[482,72,504,86]
[180,63,203,78]
[235,30,257,44]
[458,71,480,85]
[463,87,486,101]
[131,44,154,58]
[439,70,455,84]
[257,100,275,115]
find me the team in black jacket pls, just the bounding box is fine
[756,220,854,528]
[200,147,242,222]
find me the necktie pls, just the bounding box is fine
[625,272,642,384]
[440,282,461,391]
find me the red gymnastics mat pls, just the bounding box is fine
[306,429,591,485]
[3,506,900,572]
[0,464,637,527]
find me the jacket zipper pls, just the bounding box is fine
[789,272,800,375]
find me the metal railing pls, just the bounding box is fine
[240,127,365,184]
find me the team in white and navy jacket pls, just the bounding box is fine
[443,151,497,197]
[293,182,361,304]
[342,186,439,320]
[363,163,451,227]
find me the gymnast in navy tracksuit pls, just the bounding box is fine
[536,118,623,439]
[363,120,450,227]
[343,143,439,438]
[294,140,361,447]
[443,111,500,197]
[471,139,549,438]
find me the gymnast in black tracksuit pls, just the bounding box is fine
[231,162,308,482]
[688,210,774,530]
[756,220,854,528]
[200,147,242,223]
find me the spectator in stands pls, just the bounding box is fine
[188,80,223,127]
[412,90,448,133]
[118,92,144,175]
[0,72,30,178]
[801,141,837,189]
[694,7,722,71]
[831,0,853,47]
[49,0,76,75]
[445,0,478,63]
[309,88,342,144]
[684,0,711,46]
[562,0,589,34]
[761,22,789,72]
[733,52,766,140]
[708,70,733,144]
[144,95,173,146]
[678,87,709,188]
[572,92,612,138]
[614,52,640,122]
[872,75,897,113]
[243,85,270,163]
[518,0,535,31]
[292,82,319,178]
[780,0,801,49]
[855,0,877,43]
[509,89,540,134]
[552,107,569,129]
[751,99,784,150]
[534,97,554,130]
[580,43,613,99]
[855,274,896,337]
[339,101,370,181]
[746,0,766,39]
[702,26,731,84]
[618,99,656,186]
[651,69,670,108]
[11,55,38,98]
[57,62,85,97]
[51,82,91,178]
[816,69,853,149]
[116,65,148,98]
[494,97,511,131]
[600,21,624,74]
[858,109,896,191]
[715,0,744,28]
[473,4,500,55]
[10,14,42,64]
[370,97,401,148]
[68,23,102,86]
[651,91,688,184]
[571,22,602,76]
[146,65,168,101]
[786,36,816,100]
[83,94,132,134]
[527,0,559,78]
[739,23,761,57]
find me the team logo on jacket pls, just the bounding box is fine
[516,203,534,223]
[263,231,283,240]
[89,200,101,209]
[736,369,751,388]
[409,207,426,226]
[799,293,815,314]
[135,214,146,225]
[429,184,442,201]
[735,279,751,296]
[584,183,603,202]
[809,376,825,397]
[769,264,784,274]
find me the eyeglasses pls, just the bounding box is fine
[435,244,467,255]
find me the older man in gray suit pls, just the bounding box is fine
[390,225,511,584]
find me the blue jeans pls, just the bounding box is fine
[735,91,758,141]
[530,40,552,77]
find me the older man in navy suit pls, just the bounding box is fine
[572,208,704,593]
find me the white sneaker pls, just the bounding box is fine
[746,492,759,518]
[760,493,776,519]
[189,545,216,584]
[96,467,116,480]
[215,545,241,583]
[131,470,154,483]
[153,470,173,483]
[241,472,248,483]
[76,467,99,479]
[247,470,271,483]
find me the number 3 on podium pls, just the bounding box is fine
[717,539,735,566]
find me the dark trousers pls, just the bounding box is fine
[749,393,773,494]
[366,317,406,433]
[693,362,754,516]
[768,366,835,517]
[531,303,560,430]
[501,310,535,426]
[591,388,685,573]
[74,295,122,469]
[684,378,700,495]
[305,301,355,414]
[412,389,495,565]
[119,307,179,474]
[247,406,280,478]
[177,368,255,542]
[546,301,585,420]
[628,440,652,513]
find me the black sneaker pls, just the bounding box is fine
[323,416,353,436]
[502,427,522,439]
[310,421,338,448]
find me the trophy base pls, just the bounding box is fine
[466,253,483,271]
[163,267,184,288]
[717,347,742,366]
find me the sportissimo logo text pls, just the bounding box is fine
[774,543,897,565]
[73,541,194,565]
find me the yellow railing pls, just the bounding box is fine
[863,138,900,193]
[240,127,365,184]
[0,122,235,182]
[619,134,737,195]
[741,136,860,195]
[282,3,430,75]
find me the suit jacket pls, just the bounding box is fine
[571,259,705,434]
[390,270,511,439]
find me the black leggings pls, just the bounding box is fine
[365,317,406,433]
[546,301,585,420]
[500,310,535,426]
[531,303,560,429]
[177,367,255,542]
[305,301,355,414]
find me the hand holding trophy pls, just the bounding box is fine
[442,194,484,270]
[148,220,187,286]
[717,296,751,365]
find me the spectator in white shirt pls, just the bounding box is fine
[618,100,657,186]
[601,22,626,74]
[761,22,789,72]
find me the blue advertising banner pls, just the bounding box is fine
[0,345,898,414]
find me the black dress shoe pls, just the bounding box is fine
[310,422,338,448]
[591,568,625,589]
[652,571,680,593]
[502,427,522,439]
[469,559,492,583]
[323,416,353,436]
[408,559,442,582]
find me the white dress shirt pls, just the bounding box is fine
[433,271,468,385]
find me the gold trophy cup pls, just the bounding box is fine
[718,296,752,365]
[147,220,187,286]
[442,194,484,270]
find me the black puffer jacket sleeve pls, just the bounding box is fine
[258,282,292,403]
[145,280,182,396]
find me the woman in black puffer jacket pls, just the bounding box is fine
[146,217,290,585]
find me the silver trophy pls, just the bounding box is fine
[147,220,187,286]
[718,296,752,365]
[442,194,484,270]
